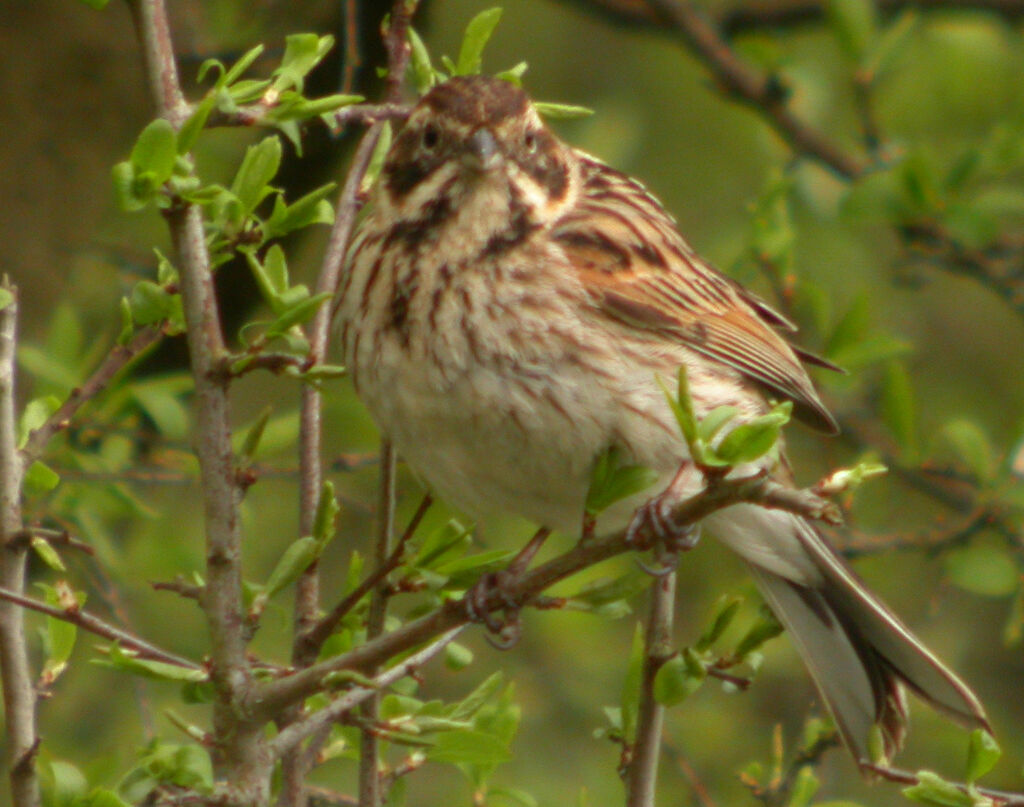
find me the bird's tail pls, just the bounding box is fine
[705,504,989,767]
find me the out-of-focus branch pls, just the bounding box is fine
[626,565,678,807]
[19,325,164,469]
[0,284,40,807]
[643,0,867,178]
[863,762,1024,806]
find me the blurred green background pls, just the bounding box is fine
[2,0,1023,804]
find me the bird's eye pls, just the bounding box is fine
[524,132,537,152]
[422,124,440,150]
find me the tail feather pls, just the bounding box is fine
[709,505,989,770]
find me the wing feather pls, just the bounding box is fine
[555,156,839,433]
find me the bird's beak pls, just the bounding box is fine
[465,128,500,171]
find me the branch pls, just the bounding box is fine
[626,566,678,806]
[270,627,464,760]
[0,586,200,670]
[252,469,840,717]
[127,0,263,802]
[19,324,163,468]
[644,0,866,178]
[0,283,40,807]
[863,762,1024,807]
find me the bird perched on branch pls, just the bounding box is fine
[334,74,988,768]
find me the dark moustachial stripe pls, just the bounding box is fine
[481,190,537,257]
[384,194,455,251]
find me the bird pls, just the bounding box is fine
[333,73,989,769]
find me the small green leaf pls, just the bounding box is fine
[585,446,658,515]
[18,395,60,448]
[31,536,66,572]
[621,622,644,744]
[660,367,698,450]
[25,460,60,494]
[408,27,436,93]
[262,536,321,600]
[42,759,88,807]
[455,8,503,76]
[965,729,1001,784]
[111,161,148,212]
[37,582,79,684]
[713,401,792,465]
[427,729,511,765]
[231,136,282,216]
[734,605,784,660]
[698,405,739,444]
[265,292,332,336]
[238,406,273,462]
[788,765,821,807]
[178,93,217,155]
[445,641,474,670]
[881,361,917,457]
[272,34,335,93]
[93,644,207,682]
[131,119,177,184]
[534,102,595,120]
[827,0,877,62]
[494,62,529,84]
[0,287,14,311]
[265,182,336,239]
[313,481,340,547]
[653,649,706,706]
[129,281,183,327]
[222,44,266,86]
[944,543,1019,598]
[82,788,132,807]
[448,671,504,721]
[937,419,994,480]
[361,122,394,194]
[695,595,742,652]
[902,770,976,806]
[864,10,920,80]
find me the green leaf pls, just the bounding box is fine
[78,0,111,7]
[81,788,132,807]
[881,361,917,457]
[18,395,60,448]
[621,623,644,744]
[965,729,1001,784]
[313,481,340,547]
[445,642,474,670]
[585,447,658,515]
[177,93,217,155]
[427,729,511,765]
[129,281,184,328]
[361,121,394,194]
[534,102,595,120]
[695,595,743,652]
[42,759,88,807]
[272,34,335,93]
[265,292,332,336]
[24,460,60,494]
[130,119,177,185]
[660,367,698,450]
[111,161,147,212]
[697,406,739,444]
[653,649,706,706]
[944,543,1020,598]
[37,582,79,684]
[132,381,190,441]
[827,0,877,62]
[93,644,207,682]
[902,770,976,806]
[494,62,529,84]
[864,9,919,80]
[455,8,503,76]
[408,27,436,93]
[448,671,504,721]
[713,401,792,465]
[0,287,13,311]
[223,44,266,86]
[231,136,282,216]
[937,419,994,479]
[265,183,336,239]
[31,536,66,572]
[734,605,784,660]
[238,406,273,462]
[262,535,321,601]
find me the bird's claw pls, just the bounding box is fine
[464,570,523,649]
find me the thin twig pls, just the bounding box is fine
[0,585,200,670]
[270,626,463,759]
[7,527,94,556]
[645,0,866,178]
[626,563,678,806]
[863,762,1024,806]
[359,440,397,807]
[19,325,163,469]
[299,493,432,656]
[0,283,40,807]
